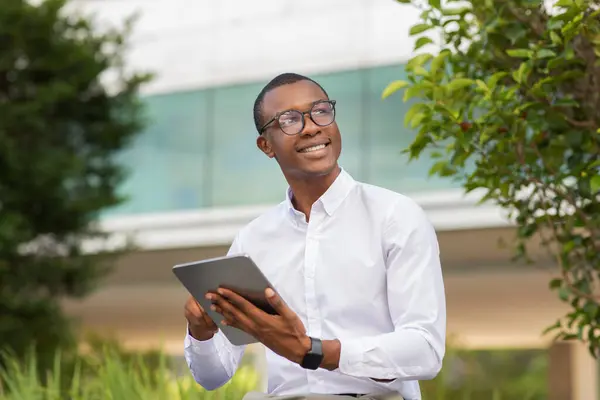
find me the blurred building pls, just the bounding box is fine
[63,1,596,398]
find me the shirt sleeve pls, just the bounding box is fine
[338,198,446,381]
[183,233,247,390]
[184,328,247,390]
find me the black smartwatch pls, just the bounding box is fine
[301,337,324,370]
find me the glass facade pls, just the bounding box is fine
[109,63,461,216]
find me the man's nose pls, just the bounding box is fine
[300,113,319,137]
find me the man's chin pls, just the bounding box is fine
[299,161,339,178]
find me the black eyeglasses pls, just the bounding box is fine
[259,100,337,135]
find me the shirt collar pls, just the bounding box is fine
[285,168,356,217]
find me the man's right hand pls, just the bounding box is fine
[184,295,219,341]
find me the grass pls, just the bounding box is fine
[0,337,548,400]
[0,347,259,400]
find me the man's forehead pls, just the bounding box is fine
[263,80,327,114]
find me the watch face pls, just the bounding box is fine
[301,337,324,370]
[302,353,323,369]
[302,352,323,370]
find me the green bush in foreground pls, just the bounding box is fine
[0,341,547,400]
[0,348,259,400]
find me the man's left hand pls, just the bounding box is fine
[207,288,311,365]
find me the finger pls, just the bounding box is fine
[184,298,203,319]
[213,303,247,331]
[210,304,233,322]
[216,288,262,317]
[265,288,297,321]
[212,294,243,319]
[212,293,256,330]
[215,307,236,327]
[215,307,241,329]
[185,305,217,336]
[202,309,218,332]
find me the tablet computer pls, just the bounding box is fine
[172,253,276,346]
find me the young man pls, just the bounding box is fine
[183,73,446,400]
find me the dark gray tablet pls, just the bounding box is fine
[172,253,276,346]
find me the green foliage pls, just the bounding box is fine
[0,340,545,400]
[0,0,151,369]
[385,0,600,355]
[421,344,547,399]
[0,345,260,400]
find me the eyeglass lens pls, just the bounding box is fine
[278,101,335,135]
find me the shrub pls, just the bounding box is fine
[0,346,259,400]
[385,0,600,354]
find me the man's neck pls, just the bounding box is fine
[287,166,341,220]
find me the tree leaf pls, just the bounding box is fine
[429,0,442,10]
[547,56,567,70]
[430,50,451,76]
[429,160,450,176]
[542,319,562,335]
[413,66,430,77]
[407,53,434,69]
[475,79,489,92]
[488,72,508,89]
[591,176,600,194]
[512,61,532,84]
[415,36,434,50]
[554,98,579,107]
[559,287,571,302]
[382,80,410,99]
[548,17,564,30]
[410,23,433,36]
[506,49,533,58]
[408,130,432,159]
[550,278,563,289]
[550,31,563,45]
[446,78,474,92]
[403,85,427,102]
[555,0,573,6]
[442,6,470,16]
[404,104,429,128]
[537,49,557,58]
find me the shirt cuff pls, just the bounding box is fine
[338,336,398,380]
[339,336,368,376]
[184,327,223,356]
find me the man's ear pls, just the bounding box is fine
[257,134,275,158]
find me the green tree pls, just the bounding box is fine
[0,0,151,368]
[384,0,600,354]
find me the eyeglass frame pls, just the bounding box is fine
[258,99,337,135]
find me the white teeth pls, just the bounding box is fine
[300,144,326,153]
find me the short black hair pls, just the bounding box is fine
[253,72,329,133]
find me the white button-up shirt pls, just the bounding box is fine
[184,169,446,400]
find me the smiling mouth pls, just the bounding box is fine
[298,142,330,153]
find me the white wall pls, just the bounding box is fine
[72,0,423,95]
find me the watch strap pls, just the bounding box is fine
[301,337,324,370]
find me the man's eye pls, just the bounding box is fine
[312,104,332,115]
[280,115,300,126]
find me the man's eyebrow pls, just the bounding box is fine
[277,99,328,114]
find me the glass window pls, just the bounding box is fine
[365,65,461,193]
[107,90,210,215]
[108,63,466,216]
[211,83,289,207]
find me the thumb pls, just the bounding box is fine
[265,288,295,320]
